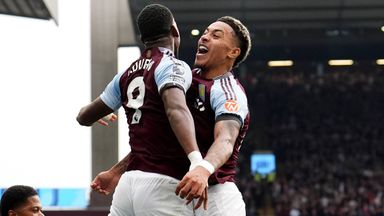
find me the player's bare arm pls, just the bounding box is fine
[91,153,131,195]
[161,87,200,155]
[162,86,209,208]
[77,97,114,126]
[204,117,241,169]
[176,117,240,210]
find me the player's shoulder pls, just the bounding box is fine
[164,56,190,69]
[210,73,249,121]
[157,48,189,68]
[211,73,247,99]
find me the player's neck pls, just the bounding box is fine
[144,37,174,53]
[201,64,232,80]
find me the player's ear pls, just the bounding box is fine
[8,210,17,216]
[228,47,240,60]
[170,25,180,38]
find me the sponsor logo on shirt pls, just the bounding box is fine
[194,98,205,111]
[224,100,239,112]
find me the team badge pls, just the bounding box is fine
[198,84,205,102]
[224,100,239,112]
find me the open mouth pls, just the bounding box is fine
[197,45,208,55]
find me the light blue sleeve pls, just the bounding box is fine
[154,57,192,94]
[210,77,249,126]
[100,72,124,111]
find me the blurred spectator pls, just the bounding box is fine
[236,66,384,216]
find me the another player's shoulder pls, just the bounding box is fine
[153,48,192,93]
[211,73,247,100]
[160,55,190,71]
[210,73,249,124]
[155,49,191,78]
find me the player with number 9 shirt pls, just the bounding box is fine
[77,4,206,215]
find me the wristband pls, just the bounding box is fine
[188,151,203,163]
[188,151,203,171]
[197,159,215,174]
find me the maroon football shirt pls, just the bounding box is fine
[186,69,250,185]
[119,47,192,180]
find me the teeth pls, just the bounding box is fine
[198,45,208,53]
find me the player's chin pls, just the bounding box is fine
[194,57,205,69]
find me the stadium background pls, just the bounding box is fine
[0,0,383,215]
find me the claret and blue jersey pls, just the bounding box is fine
[100,47,192,180]
[99,47,250,184]
[187,68,250,184]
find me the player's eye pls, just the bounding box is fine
[32,207,42,213]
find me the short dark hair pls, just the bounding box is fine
[137,4,174,42]
[217,16,252,68]
[1,185,38,216]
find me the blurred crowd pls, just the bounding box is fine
[236,65,384,216]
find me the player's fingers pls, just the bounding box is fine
[99,189,110,195]
[186,197,194,205]
[179,186,191,199]
[185,190,199,203]
[90,181,99,190]
[195,184,206,197]
[186,181,201,197]
[177,181,192,199]
[93,185,101,191]
[175,179,187,195]
[194,195,204,210]
[203,187,208,210]
[97,119,109,126]
[104,113,117,122]
[110,114,118,121]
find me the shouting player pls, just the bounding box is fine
[176,16,251,216]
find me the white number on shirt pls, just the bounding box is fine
[126,76,145,124]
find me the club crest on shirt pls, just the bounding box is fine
[198,84,205,102]
[224,100,239,112]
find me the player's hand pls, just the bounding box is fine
[191,187,208,210]
[90,169,121,195]
[175,166,210,210]
[97,113,117,126]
